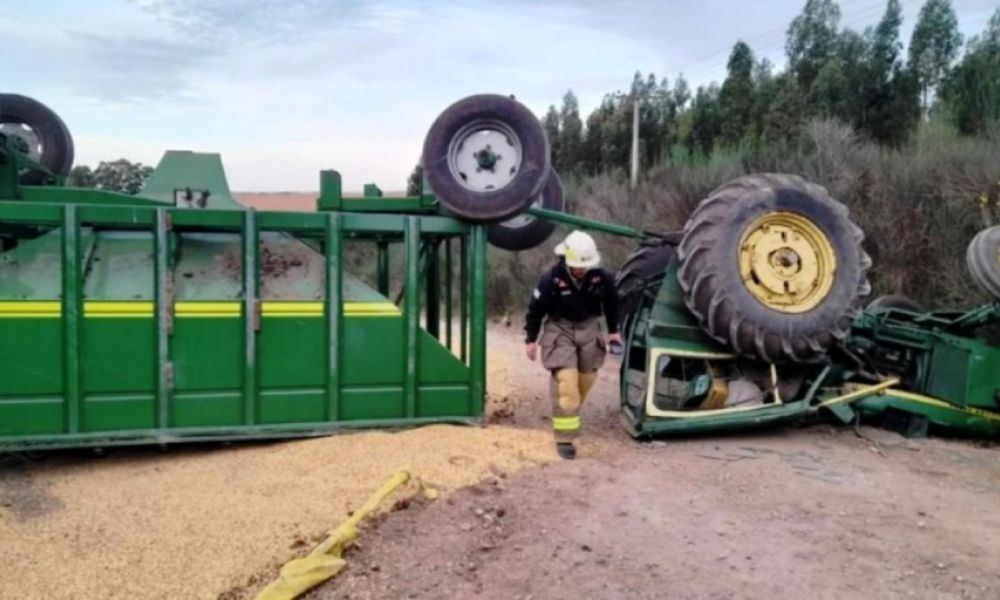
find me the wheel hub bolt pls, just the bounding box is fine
[474,145,500,171]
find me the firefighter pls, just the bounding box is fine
[524,230,621,459]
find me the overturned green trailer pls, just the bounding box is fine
[0,93,565,450]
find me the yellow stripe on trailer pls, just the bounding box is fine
[263,301,402,318]
[85,301,155,318]
[0,301,61,318]
[0,300,402,319]
[344,302,400,317]
[175,301,241,319]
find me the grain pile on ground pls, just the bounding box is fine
[0,425,555,599]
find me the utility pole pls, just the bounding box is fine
[629,96,639,190]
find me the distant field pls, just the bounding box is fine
[233,192,317,212]
[234,191,407,212]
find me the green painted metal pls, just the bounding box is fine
[325,213,342,421]
[460,234,468,363]
[0,148,487,451]
[242,209,258,426]
[621,262,1000,439]
[139,151,242,208]
[62,205,82,434]
[404,216,420,419]
[444,239,453,350]
[469,225,487,418]
[426,239,440,339]
[376,240,390,295]
[154,209,171,430]
[527,206,647,238]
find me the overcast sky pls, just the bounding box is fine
[2,0,995,191]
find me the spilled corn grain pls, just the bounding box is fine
[0,425,555,599]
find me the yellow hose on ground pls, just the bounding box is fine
[255,469,431,600]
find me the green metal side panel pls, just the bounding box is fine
[925,342,970,407]
[643,267,729,355]
[81,319,156,432]
[956,338,1000,411]
[0,319,64,435]
[856,392,1000,437]
[257,317,325,425]
[171,317,243,427]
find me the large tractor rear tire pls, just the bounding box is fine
[422,94,550,223]
[614,236,680,327]
[677,173,871,363]
[0,94,74,185]
[966,226,1000,300]
[487,170,564,251]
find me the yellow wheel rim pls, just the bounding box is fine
[738,212,836,313]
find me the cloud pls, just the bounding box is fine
[8,0,997,191]
[132,0,381,41]
[64,31,222,103]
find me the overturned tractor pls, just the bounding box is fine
[615,174,1000,438]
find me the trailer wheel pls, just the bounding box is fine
[0,94,74,184]
[487,170,564,251]
[678,173,871,363]
[966,225,1000,300]
[422,94,550,223]
[867,294,925,313]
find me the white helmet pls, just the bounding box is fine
[555,230,600,269]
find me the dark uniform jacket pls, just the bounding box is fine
[524,260,620,343]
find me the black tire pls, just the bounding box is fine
[614,237,680,327]
[0,94,74,184]
[966,226,1000,300]
[487,170,564,251]
[677,173,871,363]
[422,94,550,223]
[867,294,925,313]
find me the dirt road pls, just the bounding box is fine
[316,325,1000,599]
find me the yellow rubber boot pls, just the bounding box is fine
[578,370,598,403]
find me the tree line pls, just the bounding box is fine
[67,159,154,194]
[542,0,1000,177]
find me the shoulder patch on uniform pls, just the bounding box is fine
[591,276,600,284]
[533,288,541,299]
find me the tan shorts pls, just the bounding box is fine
[540,318,606,373]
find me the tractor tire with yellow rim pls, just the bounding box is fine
[966,225,1000,300]
[677,173,871,363]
